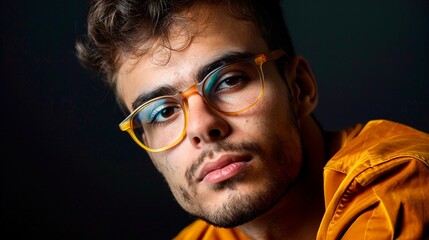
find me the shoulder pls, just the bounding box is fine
[173,219,249,240]
[324,119,429,197]
[326,119,429,174]
[320,120,429,239]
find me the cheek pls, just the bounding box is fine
[149,152,198,209]
[250,82,293,126]
[237,87,297,154]
[149,152,188,186]
[265,81,296,121]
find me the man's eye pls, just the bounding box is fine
[149,105,181,124]
[137,101,182,125]
[215,72,250,92]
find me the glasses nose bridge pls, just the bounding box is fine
[179,83,205,102]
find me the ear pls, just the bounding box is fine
[285,56,318,118]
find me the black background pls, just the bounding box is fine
[2,0,428,239]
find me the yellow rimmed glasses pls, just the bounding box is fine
[119,49,286,152]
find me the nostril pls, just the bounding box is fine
[192,136,201,145]
[209,129,221,139]
[191,129,223,146]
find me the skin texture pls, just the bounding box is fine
[117,4,326,239]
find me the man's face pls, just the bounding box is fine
[117,5,304,227]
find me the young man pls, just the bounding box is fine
[76,0,429,239]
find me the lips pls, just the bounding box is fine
[196,154,251,184]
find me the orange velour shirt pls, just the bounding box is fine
[173,120,429,240]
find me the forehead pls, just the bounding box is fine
[117,4,269,110]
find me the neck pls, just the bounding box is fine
[238,117,331,239]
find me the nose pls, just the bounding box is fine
[185,94,230,147]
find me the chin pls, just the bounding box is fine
[191,175,291,228]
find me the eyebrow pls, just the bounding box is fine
[131,51,255,110]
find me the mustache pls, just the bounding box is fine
[185,141,263,183]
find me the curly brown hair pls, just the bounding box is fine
[75,0,295,92]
